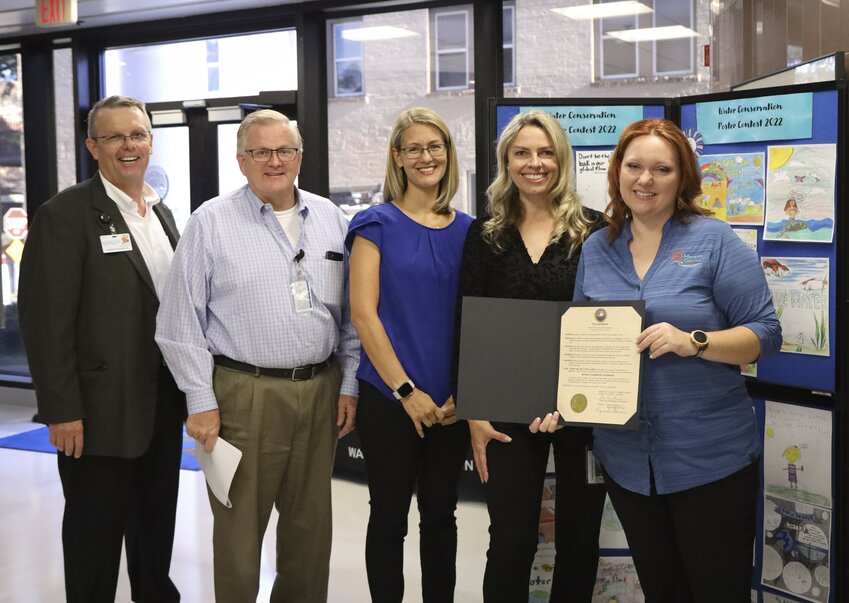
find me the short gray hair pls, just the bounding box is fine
[236,109,303,153]
[87,95,150,138]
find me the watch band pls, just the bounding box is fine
[392,380,415,401]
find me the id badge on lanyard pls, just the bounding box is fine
[291,248,313,314]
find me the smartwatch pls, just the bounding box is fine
[690,330,709,358]
[392,380,415,400]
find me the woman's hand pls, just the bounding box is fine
[438,396,458,426]
[469,420,512,483]
[529,411,560,434]
[637,322,696,359]
[401,389,445,438]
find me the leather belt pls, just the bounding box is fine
[213,355,329,381]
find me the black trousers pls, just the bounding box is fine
[356,380,470,603]
[57,372,184,603]
[483,423,606,603]
[602,460,759,603]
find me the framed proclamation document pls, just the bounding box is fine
[456,296,644,428]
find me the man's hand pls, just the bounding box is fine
[187,409,220,453]
[337,395,357,438]
[49,420,84,458]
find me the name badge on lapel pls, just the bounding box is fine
[100,233,133,254]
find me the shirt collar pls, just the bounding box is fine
[99,172,161,214]
[244,185,310,218]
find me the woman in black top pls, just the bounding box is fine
[457,110,606,602]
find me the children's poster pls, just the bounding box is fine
[576,150,612,214]
[593,557,644,603]
[761,257,829,356]
[762,495,831,602]
[698,152,765,224]
[733,228,759,255]
[764,144,836,243]
[599,494,629,550]
[529,477,557,602]
[761,401,832,603]
[763,401,832,508]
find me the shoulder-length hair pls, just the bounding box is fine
[483,109,593,257]
[383,107,459,215]
[606,118,707,243]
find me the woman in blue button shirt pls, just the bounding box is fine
[571,118,781,602]
[347,107,473,603]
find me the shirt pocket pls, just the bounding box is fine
[311,255,345,310]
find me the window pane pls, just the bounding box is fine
[327,7,476,215]
[601,14,637,78]
[656,38,692,74]
[503,48,514,85]
[104,30,297,103]
[334,23,364,60]
[0,53,28,380]
[503,6,514,45]
[53,47,77,192]
[336,60,363,95]
[438,52,468,89]
[146,127,191,234]
[437,13,467,50]
[654,0,690,27]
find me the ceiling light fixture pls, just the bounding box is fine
[341,26,418,42]
[607,25,699,42]
[551,1,653,20]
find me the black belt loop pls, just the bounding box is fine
[213,355,330,381]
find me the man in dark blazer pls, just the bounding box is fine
[18,95,186,603]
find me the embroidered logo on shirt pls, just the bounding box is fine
[670,249,703,267]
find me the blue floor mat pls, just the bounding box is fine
[0,426,200,471]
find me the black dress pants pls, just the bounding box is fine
[602,460,759,603]
[483,423,606,603]
[57,373,184,603]
[356,380,470,603]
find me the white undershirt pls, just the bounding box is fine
[274,204,302,248]
[99,173,174,299]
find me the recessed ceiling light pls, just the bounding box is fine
[551,1,653,20]
[341,26,418,42]
[608,25,699,42]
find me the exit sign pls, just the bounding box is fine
[35,0,77,27]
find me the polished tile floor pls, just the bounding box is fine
[0,402,490,603]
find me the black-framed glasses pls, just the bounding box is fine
[244,147,301,163]
[91,130,151,147]
[398,143,447,160]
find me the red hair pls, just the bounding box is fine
[605,118,707,243]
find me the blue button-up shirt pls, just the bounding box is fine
[574,217,781,495]
[156,185,359,415]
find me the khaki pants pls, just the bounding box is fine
[209,363,341,603]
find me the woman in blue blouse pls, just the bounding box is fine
[572,118,781,601]
[347,107,473,603]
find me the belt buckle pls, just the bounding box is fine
[290,364,317,381]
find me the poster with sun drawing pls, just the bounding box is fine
[764,144,836,242]
[761,257,829,356]
[763,401,832,508]
[761,402,832,603]
[697,152,765,224]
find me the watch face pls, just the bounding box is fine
[397,382,414,398]
[693,331,708,345]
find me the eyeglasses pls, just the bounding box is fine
[244,147,301,163]
[91,131,151,147]
[398,143,447,160]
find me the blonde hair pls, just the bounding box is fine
[383,107,459,215]
[236,109,303,153]
[483,110,593,256]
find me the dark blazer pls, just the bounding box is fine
[19,173,186,458]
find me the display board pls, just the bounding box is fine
[679,86,840,393]
[493,101,668,216]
